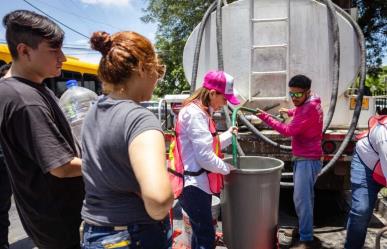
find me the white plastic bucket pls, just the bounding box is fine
[180,196,221,248]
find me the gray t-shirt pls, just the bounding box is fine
[81,95,163,226]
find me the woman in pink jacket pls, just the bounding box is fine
[257,74,323,249]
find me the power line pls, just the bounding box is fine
[22,0,89,39]
[28,0,121,30]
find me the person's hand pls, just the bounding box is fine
[279,108,289,115]
[227,163,237,171]
[228,126,238,136]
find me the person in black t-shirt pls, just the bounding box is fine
[0,64,11,249]
[0,151,10,249]
[0,10,84,249]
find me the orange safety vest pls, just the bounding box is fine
[356,115,387,186]
[167,104,224,199]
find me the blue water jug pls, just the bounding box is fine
[59,80,98,142]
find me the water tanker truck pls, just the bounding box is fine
[179,0,376,190]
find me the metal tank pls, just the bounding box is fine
[183,0,368,127]
[222,156,284,249]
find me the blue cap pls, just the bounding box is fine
[66,80,78,89]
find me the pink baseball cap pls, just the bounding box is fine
[202,70,240,105]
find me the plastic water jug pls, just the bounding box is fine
[59,80,98,142]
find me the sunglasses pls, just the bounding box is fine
[288,91,305,98]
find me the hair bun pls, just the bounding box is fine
[90,31,112,56]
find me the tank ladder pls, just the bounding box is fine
[248,0,290,101]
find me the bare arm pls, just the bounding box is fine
[129,130,174,220]
[49,157,82,178]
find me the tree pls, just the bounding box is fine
[351,0,387,78]
[142,0,217,97]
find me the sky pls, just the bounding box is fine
[0,0,157,64]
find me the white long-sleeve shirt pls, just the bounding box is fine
[356,123,387,178]
[178,103,232,194]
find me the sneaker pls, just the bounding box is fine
[284,227,299,238]
[290,240,321,249]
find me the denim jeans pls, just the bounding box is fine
[293,159,321,241]
[179,186,214,249]
[0,153,11,247]
[82,219,172,249]
[345,152,382,249]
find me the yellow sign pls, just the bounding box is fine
[350,97,369,110]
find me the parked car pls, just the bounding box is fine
[140,100,174,130]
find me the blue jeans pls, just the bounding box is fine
[293,159,321,241]
[82,219,172,249]
[179,186,214,249]
[345,152,382,249]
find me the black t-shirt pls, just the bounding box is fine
[0,77,84,249]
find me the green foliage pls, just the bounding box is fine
[142,0,216,97]
[365,75,385,94]
[354,66,386,94]
[352,0,387,77]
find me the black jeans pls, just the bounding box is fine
[179,186,215,249]
[0,154,11,247]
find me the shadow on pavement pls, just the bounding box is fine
[10,237,36,249]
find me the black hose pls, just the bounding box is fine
[237,1,364,185]
[190,1,244,156]
[280,1,367,182]
[238,114,292,151]
[216,0,224,70]
[190,1,217,92]
[321,0,340,134]
[189,0,366,186]
[191,0,292,154]
[228,0,341,152]
[216,0,245,156]
[274,0,344,187]
[318,2,366,177]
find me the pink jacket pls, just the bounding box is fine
[258,95,323,159]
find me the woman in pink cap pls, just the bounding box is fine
[176,70,239,249]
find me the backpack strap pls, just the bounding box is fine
[185,168,207,176]
[167,167,206,177]
[367,116,387,155]
[367,117,378,154]
[173,114,207,178]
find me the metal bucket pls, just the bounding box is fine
[222,156,284,249]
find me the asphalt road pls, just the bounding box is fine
[8,190,387,249]
[8,197,36,249]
